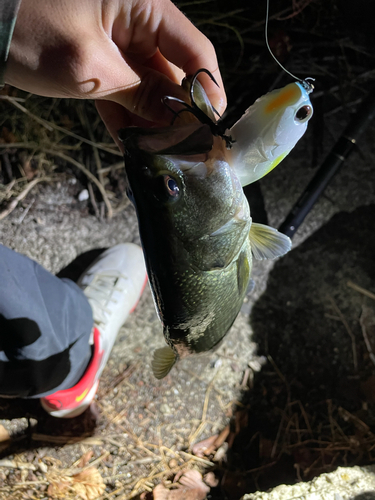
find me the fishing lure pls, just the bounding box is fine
[162,0,315,188]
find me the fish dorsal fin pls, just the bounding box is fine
[152,346,177,379]
[249,223,291,260]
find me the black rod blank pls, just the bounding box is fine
[279,88,375,238]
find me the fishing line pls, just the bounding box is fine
[265,0,314,93]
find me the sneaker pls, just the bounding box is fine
[40,243,147,418]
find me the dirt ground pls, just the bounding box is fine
[0,172,264,499]
[1,1,375,498]
[0,108,374,499]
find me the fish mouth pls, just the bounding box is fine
[119,123,214,158]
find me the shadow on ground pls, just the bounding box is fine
[214,204,375,498]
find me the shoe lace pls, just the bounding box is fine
[83,272,127,326]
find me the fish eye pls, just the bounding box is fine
[294,105,313,123]
[153,173,182,204]
[164,175,180,198]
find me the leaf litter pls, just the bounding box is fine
[1,0,375,499]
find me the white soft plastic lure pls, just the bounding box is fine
[170,72,314,189]
[223,0,313,186]
[226,81,313,186]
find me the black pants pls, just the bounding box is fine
[0,244,93,398]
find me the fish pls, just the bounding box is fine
[119,71,313,379]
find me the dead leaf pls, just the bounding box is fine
[179,470,210,493]
[0,424,10,442]
[259,437,275,459]
[0,126,17,143]
[204,472,219,488]
[60,114,74,130]
[22,156,37,180]
[213,443,228,462]
[76,450,94,468]
[213,425,230,448]
[205,425,231,457]
[191,434,218,457]
[72,467,106,500]
[153,470,210,500]
[153,484,170,500]
[47,467,105,500]
[47,478,72,498]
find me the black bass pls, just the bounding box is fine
[119,71,313,379]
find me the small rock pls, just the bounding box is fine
[160,404,172,415]
[212,358,222,369]
[38,461,48,473]
[78,189,89,201]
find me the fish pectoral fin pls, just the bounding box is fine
[249,223,291,260]
[236,249,252,296]
[152,346,177,379]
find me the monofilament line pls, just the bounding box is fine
[265,0,304,83]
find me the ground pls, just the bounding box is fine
[0,0,375,499]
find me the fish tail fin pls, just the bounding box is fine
[152,346,177,379]
[249,222,291,260]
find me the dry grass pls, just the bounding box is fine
[1,0,375,498]
[0,93,126,222]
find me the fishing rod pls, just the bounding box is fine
[279,87,375,238]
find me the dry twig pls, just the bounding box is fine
[45,149,113,218]
[359,306,375,366]
[347,281,375,301]
[0,176,54,220]
[328,296,358,373]
[2,94,121,156]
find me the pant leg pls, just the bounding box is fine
[0,244,93,398]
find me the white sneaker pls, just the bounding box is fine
[40,243,147,418]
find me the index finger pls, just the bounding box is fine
[158,2,227,115]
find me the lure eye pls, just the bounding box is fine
[164,175,180,198]
[294,105,313,123]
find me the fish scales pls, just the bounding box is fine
[120,70,313,378]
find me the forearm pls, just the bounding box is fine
[0,0,22,87]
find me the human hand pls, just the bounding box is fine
[7,0,226,147]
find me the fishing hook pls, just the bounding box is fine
[163,69,234,149]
